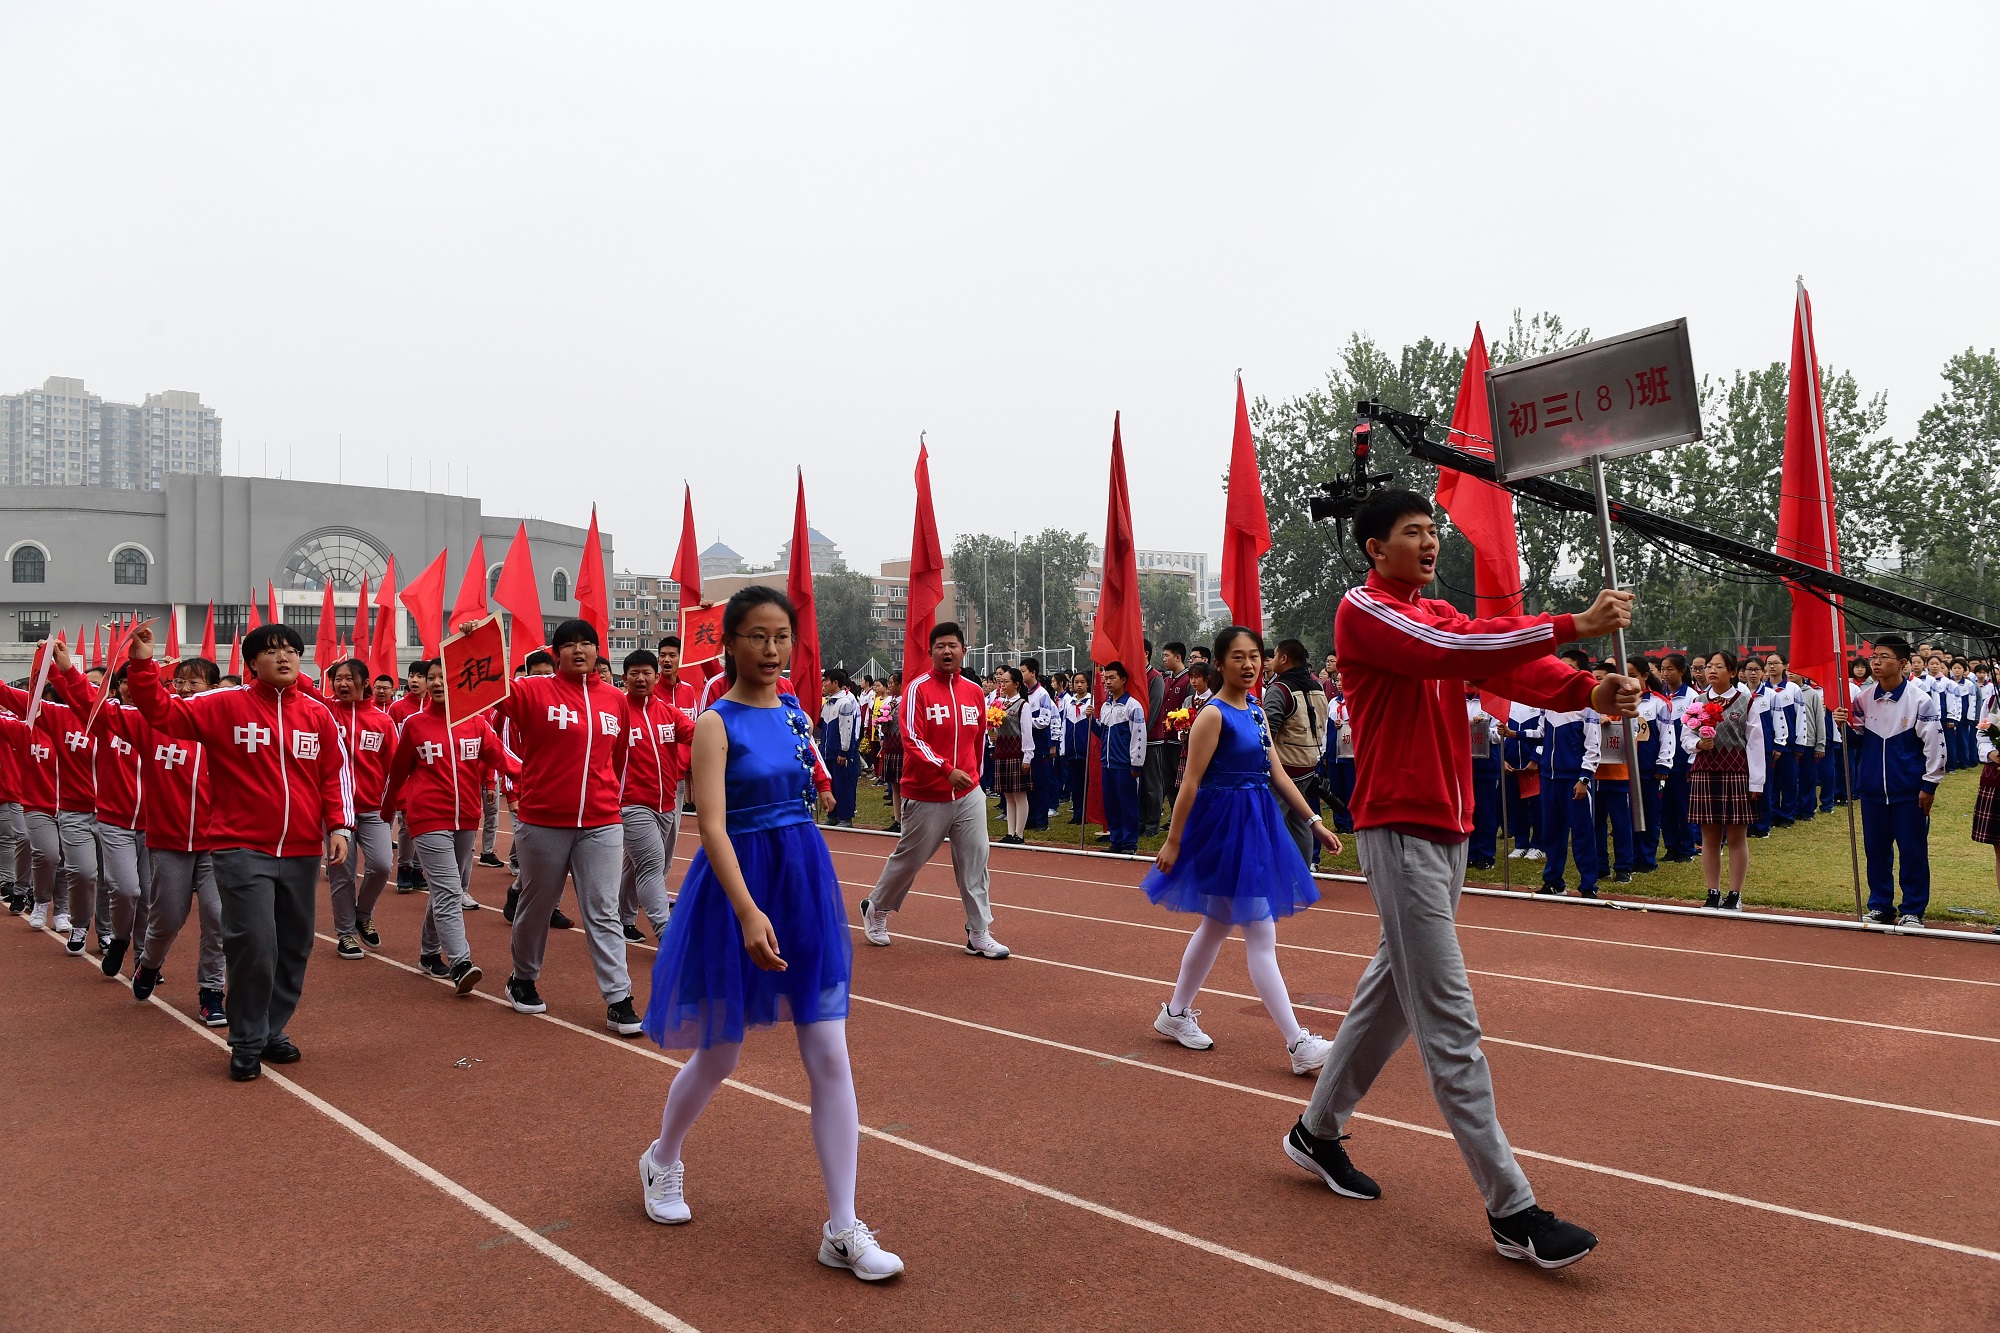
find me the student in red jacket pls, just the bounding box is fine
[1282,490,1635,1272]
[389,660,431,891]
[614,648,696,941]
[0,658,100,949]
[128,622,354,1083]
[379,659,520,995]
[307,659,398,959]
[859,622,1008,959]
[492,618,639,1035]
[47,640,151,976]
[0,698,26,914]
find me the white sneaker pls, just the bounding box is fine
[860,899,891,947]
[817,1219,904,1281]
[1897,914,1925,928]
[1288,1031,1333,1075]
[52,911,71,933]
[1525,849,1547,862]
[1507,848,1526,859]
[28,903,48,929]
[461,892,481,912]
[638,1146,690,1224]
[1155,1003,1213,1050]
[964,930,1010,960]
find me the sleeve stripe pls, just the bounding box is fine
[1344,588,1555,650]
[902,674,946,768]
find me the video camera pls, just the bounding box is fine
[1307,399,1405,525]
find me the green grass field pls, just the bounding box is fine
[841,766,2000,927]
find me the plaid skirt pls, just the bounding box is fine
[880,740,903,787]
[992,735,1031,792]
[1688,749,1755,826]
[1974,768,2000,845]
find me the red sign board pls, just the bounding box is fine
[681,604,725,672]
[1487,319,1702,481]
[440,615,510,726]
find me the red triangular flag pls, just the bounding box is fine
[574,506,610,651]
[165,608,181,660]
[90,624,103,670]
[315,582,339,678]
[246,593,261,631]
[267,581,280,629]
[903,444,944,677]
[449,535,489,632]
[1433,324,1524,721]
[670,485,702,609]
[493,522,546,672]
[1085,414,1148,826]
[371,555,400,681]
[200,602,217,662]
[227,635,242,678]
[400,550,449,657]
[1776,280,1850,700]
[786,469,822,725]
[351,574,372,672]
[1219,375,1272,634]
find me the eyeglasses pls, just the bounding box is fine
[734,632,793,650]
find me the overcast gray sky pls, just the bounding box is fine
[5,3,1995,577]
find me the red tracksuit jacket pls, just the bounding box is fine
[129,658,354,857]
[378,703,520,835]
[897,669,989,803]
[52,667,146,830]
[294,680,397,812]
[614,689,698,814]
[1335,572,1596,836]
[492,671,624,829]
[0,681,96,814]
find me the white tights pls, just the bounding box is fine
[1003,792,1028,837]
[1167,915,1303,1045]
[649,1019,861,1230]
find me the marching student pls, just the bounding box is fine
[377,659,520,994]
[1534,649,1598,898]
[614,648,696,941]
[1093,662,1148,855]
[493,618,641,1034]
[1684,651,1761,911]
[127,623,353,1082]
[371,674,397,710]
[820,668,862,828]
[0,703,25,913]
[501,649,564,926]
[130,655,229,1026]
[1282,490,1627,1269]
[1143,625,1339,1074]
[0,653,102,950]
[858,623,1009,957]
[637,587,902,1282]
[391,659,432,892]
[1835,635,1944,927]
[309,659,397,959]
[46,642,150,975]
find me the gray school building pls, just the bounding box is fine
[0,475,610,675]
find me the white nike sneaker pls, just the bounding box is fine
[1525,849,1547,862]
[1155,1002,1213,1050]
[1507,848,1526,859]
[52,911,71,933]
[28,903,48,929]
[965,930,1010,960]
[1288,1031,1334,1075]
[638,1145,690,1224]
[817,1219,904,1281]
[860,899,891,947]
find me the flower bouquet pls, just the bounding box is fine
[1166,706,1193,736]
[986,703,1009,731]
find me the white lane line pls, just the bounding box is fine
[865,898,2000,1129]
[323,932,1484,1332]
[36,928,696,1333]
[817,839,2000,979]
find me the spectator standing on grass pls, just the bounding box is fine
[1325,662,1357,834]
[1972,689,2000,935]
[1466,687,1501,871]
[1740,656,1780,838]
[1061,674,1093,824]
[1656,653,1698,860]
[1502,703,1543,861]
[1793,673,1825,818]
[1280,488,1633,1271]
[820,669,861,828]
[1533,648,1598,898]
[1685,651,1760,912]
[1836,635,1944,928]
[1588,664,1635,886]
[990,666,1032,844]
[1157,643,1191,812]
[1092,662,1147,854]
[1019,659,1057,830]
[1263,639,1329,864]
[878,671,904,832]
[1138,642,1168,838]
[1631,659,1676,874]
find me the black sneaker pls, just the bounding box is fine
[1577,887,1599,900]
[506,975,547,1014]
[1535,883,1563,896]
[1703,889,1722,909]
[1282,1118,1382,1200]
[132,964,163,1002]
[100,937,129,977]
[262,1037,302,1065]
[356,917,381,948]
[199,988,228,1027]
[396,867,418,893]
[229,1050,262,1082]
[1612,872,1633,885]
[1865,908,1896,925]
[503,885,519,923]
[1489,1204,1598,1269]
[885,822,901,834]
[66,929,88,956]
[336,934,365,960]
[5,889,26,915]
[622,923,645,942]
[607,996,643,1037]
[477,853,505,868]
[449,959,482,996]
[419,952,450,978]
[549,908,574,931]
[1720,891,1742,912]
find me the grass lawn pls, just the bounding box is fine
[840,767,2000,927]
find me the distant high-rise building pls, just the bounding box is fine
[775,525,843,575]
[699,540,744,580]
[0,376,221,490]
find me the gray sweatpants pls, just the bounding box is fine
[96,822,150,944]
[480,786,500,858]
[1303,828,1534,1217]
[27,810,99,926]
[327,811,393,935]
[416,829,477,967]
[212,849,321,1054]
[142,849,226,991]
[1,801,26,887]
[866,789,994,937]
[617,805,680,933]
[510,822,628,1001]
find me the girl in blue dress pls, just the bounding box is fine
[1142,625,1343,1075]
[638,587,902,1282]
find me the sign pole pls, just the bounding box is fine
[1589,457,1646,832]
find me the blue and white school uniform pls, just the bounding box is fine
[1537,707,1598,893]
[1847,680,1945,921]
[1094,692,1146,851]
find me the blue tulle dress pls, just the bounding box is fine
[1140,697,1320,924]
[642,698,852,1050]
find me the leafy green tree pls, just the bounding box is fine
[1139,572,1201,652]
[812,566,878,672]
[1886,349,2000,644]
[1016,528,1094,663]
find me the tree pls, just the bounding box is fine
[1017,528,1094,664]
[1139,572,1201,652]
[946,529,1094,665]
[813,566,878,672]
[1889,348,2000,645]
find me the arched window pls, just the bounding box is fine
[113,547,149,586]
[488,564,504,597]
[12,546,46,584]
[552,570,569,603]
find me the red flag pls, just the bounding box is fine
[90,624,103,669]
[1433,324,1525,720]
[493,523,546,672]
[315,582,339,678]
[227,635,242,678]
[400,550,449,657]
[670,484,702,608]
[200,603,217,662]
[1776,280,1850,697]
[450,535,489,631]
[574,506,610,651]
[371,556,400,681]
[786,469,823,725]
[351,574,372,671]
[267,582,280,629]
[1219,375,1272,634]
[246,593,261,631]
[903,443,944,676]
[1087,414,1148,825]
[165,608,181,660]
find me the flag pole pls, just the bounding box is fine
[1799,277,1866,921]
